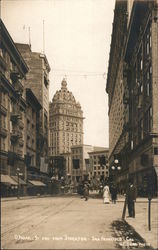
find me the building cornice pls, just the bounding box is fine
[0,19,29,76]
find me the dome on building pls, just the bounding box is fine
[52,78,78,105]
[61,78,67,89]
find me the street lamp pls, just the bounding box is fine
[114,159,119,164]
[110,159,121,185]
[111,165,121,171]
[16,167,23,199]
[111,159,121,171]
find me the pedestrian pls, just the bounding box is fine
[83,182,89,201]
[110,184,117,204]
[103,185,110,204]
[126,178,137,218]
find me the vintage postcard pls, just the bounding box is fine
[0,0,158,249]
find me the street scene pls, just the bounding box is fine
[1,194,157,250]
[0,0,158,249]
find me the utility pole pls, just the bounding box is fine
[43,20,45,54]
[17,168,20,199]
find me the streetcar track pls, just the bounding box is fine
[2,198,75,248]
[1,205,52,237]
[1,201,60,239]
[19,198,75,237]
[1,201,59,235]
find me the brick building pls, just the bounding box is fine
[106,0,158,195]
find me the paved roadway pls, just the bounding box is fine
[1,195,152,249]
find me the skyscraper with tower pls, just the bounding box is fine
[49,79,84,176]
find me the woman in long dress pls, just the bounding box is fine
[103,185,110,204]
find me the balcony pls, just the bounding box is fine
[14,80,24,94]
[10,69,20,82]
[19,138,24,147]
[18,120,24,129]
[0,127,8,137]
[10,130,22,143]
[0,104,7,116]
[17,149,23,156]
[0,55,7,70]
[10,112,20,123]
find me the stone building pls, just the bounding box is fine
[25,89,42,179]
[49,79,84,178]
[0,19,28,195]
[16,43,51,173]
[106,0,158,195]
[88,147,109,181]
[71,144,93,182]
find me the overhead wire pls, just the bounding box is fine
[51,68,106,78]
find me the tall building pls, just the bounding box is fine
[106,0,158,195]
[0,19,28,195]
[25,88,42,179]
[88,147,109,181]
[16,43,51,173]
[71,144,93,182]
[49,79,84,177]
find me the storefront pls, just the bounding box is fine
[0,175,17,197]
[27,180,46,196]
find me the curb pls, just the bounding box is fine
[124,219,156,250]
[1,193,79,202]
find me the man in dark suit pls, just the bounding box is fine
[126,178,137,218]
[83,182,89,201]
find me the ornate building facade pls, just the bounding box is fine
[0,20,49,196]
[16,43,50,173]
[0,19,28,195]
[49,79,84,177]
[106,0,158,195]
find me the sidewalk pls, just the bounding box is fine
[123,197,158,250]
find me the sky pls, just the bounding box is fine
[1,0,115,147]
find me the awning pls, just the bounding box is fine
[28,180,46,186]
[11,176,27,185]
[1,175,17,185]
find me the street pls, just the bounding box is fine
[1,194,153,250]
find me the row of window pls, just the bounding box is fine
[93,171,108,176]
[93,166,108,170]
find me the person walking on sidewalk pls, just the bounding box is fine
[110,184,117,204]
[103,185,110,204]
[126,178,137,218]
[83,182,89,201]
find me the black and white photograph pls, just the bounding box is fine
[0,0,158,249]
